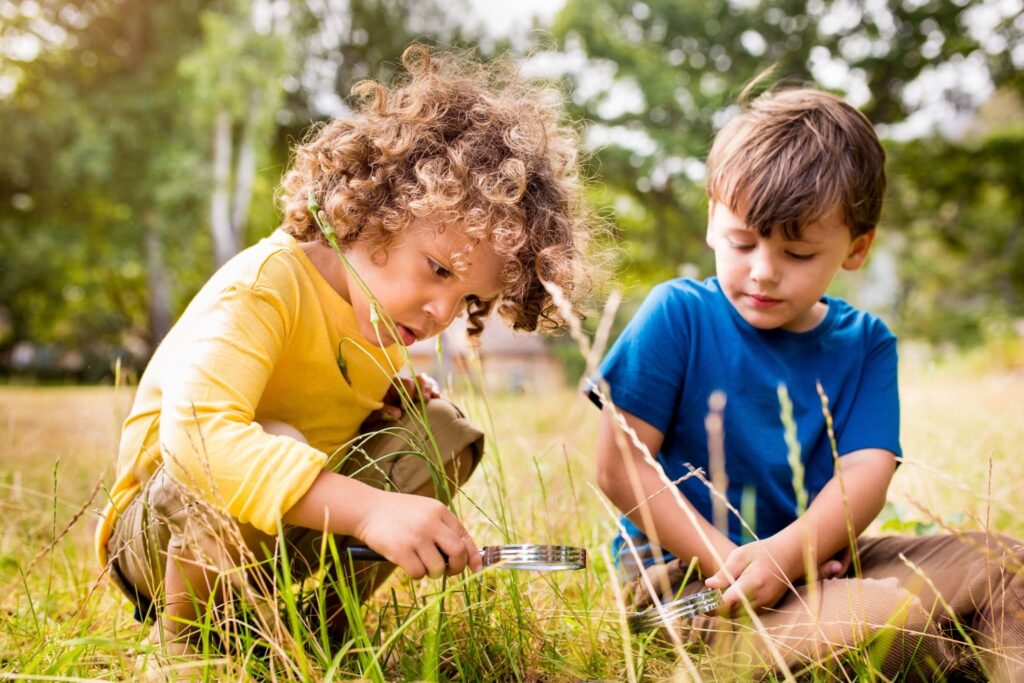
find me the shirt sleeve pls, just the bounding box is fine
[836,323,901,458]
[594,282,690,433]
[159,279,327,535]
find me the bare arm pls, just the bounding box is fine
[772,448,895,578]
[282,470,482,579]
[595,407,735,576]
[707,448,896,609]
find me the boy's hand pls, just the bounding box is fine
[704,539,792,613]
[353,489,482,579]
[818,547,852,579]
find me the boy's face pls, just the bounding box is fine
[706,202,875,333]
[339,217,504,347]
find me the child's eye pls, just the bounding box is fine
[729,242,755,251]
[786,251,815,261]
[429,258,453,279]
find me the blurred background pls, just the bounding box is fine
[1,0,1022,385]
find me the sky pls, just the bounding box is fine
[464,0,565,40]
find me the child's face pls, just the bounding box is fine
[706,202,874,333]
[340,217,504,347]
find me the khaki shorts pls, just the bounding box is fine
[624,533,1024,682]
[106,399,484,618]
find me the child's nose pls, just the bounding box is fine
[425,293,466,328]
[749,249,780,284]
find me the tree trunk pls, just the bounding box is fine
[230,93,260,248]
[210,109,236,267]
[144,217,172,344]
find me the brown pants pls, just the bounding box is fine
[629,533,1024,682]
[106,399,484,623]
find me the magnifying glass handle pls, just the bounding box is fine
[345,545,388,562]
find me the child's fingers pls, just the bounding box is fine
[818,548,851,578]
[416,545,448,580]
[705,550,746,590]
[416,373,441,398]
[717,571,753,611]
[439,513,481,573]
[393,551,427,580]
[721,574,762,612]
[721,583,744,610]
[704,571,728,590]
[819,560,842,578]
[434,530,471,576]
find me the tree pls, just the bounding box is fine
[0,0,478,378]
[0,0,226,377]
[550,0,1024,305]
[884,124,1024,345]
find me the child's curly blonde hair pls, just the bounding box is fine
[278,44,593,336]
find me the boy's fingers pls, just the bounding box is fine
[722,576,757,612]
[819,560,841,577]
[721,584,743,610]
[704,570,727,589]
[705,550,745,589]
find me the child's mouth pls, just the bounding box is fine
[396,324,419,346]
[747,294,782,308]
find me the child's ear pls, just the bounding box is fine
[705,202,717,249]
[842,229,876,271]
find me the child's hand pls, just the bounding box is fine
[353,489,482,579]
[369,373,442,423]
[704,539,792,613]
[818,547,852,579]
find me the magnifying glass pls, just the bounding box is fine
[627,588,723,633]
[345,544,587,571]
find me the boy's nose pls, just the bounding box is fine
[749,249,780,284]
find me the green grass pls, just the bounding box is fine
[1,358,1023,681]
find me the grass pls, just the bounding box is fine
[1,355,1023,681]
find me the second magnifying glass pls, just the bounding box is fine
[628,589,723,633]
[345,544,587,572]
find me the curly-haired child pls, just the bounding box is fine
[98,44,595,665]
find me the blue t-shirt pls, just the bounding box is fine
[595,277,900,564]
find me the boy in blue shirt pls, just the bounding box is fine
[593,88,1023,680]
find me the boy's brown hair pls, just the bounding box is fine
[278,44,594,336]
[705,87,886,240]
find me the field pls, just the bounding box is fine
[1,358,1023,681]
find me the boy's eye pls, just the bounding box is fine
[786,251,815,261]
[429,258,453,279]
[729,241,754,251]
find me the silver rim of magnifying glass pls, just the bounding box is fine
[481,544,587,571]
[628,589,723,633]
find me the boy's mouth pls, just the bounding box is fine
[747,293,782,308]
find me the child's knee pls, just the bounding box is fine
[425,399,484,471]
[258,419,308,444]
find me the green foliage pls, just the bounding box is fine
[2,0,1023,377]
[0,1,220,379]
[551,0,1024,346]
[0,0,477,380]
[878,501,965,537]
[884,128,1024,345]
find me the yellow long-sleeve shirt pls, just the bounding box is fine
[96,230,403,565]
